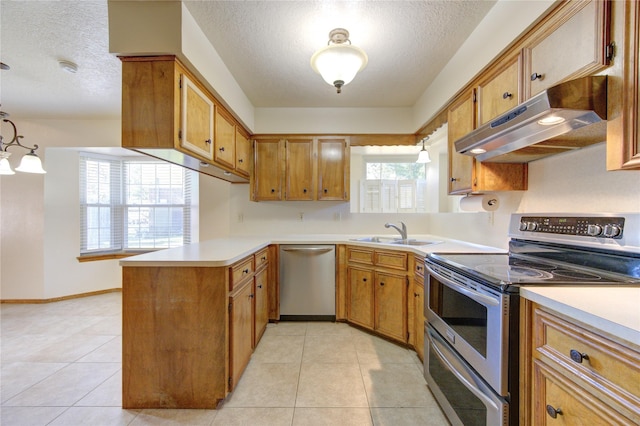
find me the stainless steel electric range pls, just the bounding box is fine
[423,213,640,426]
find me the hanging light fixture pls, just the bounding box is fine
[0,62,46,175]
[310,28,368,94]
[416,137,431,163]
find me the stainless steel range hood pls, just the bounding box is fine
[455,75,607,163]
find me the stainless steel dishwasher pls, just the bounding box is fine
[279,245,336,321]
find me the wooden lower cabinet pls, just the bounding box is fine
[347,266,375,329]
[122,246,273,408]
[122,266,227,408]
[520,299,640,424]
[345,246,409,343]
[374,271,408,342]
[413,279,425,361]
[254,267,269,346]
[229,279,253,392]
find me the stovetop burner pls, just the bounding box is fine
[475,264,554,282]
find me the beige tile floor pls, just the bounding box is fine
[1,292,448,425]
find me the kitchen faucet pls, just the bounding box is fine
[385,221,407,242]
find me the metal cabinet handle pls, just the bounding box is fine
[261,256,266,261]
[502,92,512,99]
[546,404,562,419]
[363,278,367,282]
[569,349,589,363]
[380,282,385,286]
[219,146,225,152]
[324,188,328,193]
[417,265,423,271]
[249,294,254,299]
[414,292,419,297]
[243,268,249,274]
[257,284,262,289]
[205,139,212,144]
[450,177,458,182]
[531,72,543,81]
[271,189,275,193]
[303,188,307,193]
[238,158,244,163]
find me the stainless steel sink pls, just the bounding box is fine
[349,237,441,246]
[349,236,397,243]
[389,239,441,246]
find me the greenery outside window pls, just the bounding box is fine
[360,157,427,213]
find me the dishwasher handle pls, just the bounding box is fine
[281,247,334,254]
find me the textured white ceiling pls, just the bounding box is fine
[0,0,496,119]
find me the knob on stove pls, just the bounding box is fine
[603,224,622,238]
[519,221,538,231]
[586,224,603,236]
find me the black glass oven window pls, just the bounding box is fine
[430,278,488,357]
[429,344,486,426]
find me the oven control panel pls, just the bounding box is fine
[518,216,625,239]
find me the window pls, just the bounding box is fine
[359,158,427,213]
[80,154,196,255]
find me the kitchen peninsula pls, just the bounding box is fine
[120,235,640,410]
[119,234,501,409]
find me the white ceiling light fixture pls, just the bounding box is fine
[416,137,431,163]
[310,28,368,94]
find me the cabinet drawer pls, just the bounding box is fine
[375,250,407,271]
[347,247,374,265]
[230,257,254,290]
[414,255,425,277]
[254,248,269,271]
[532,359,637,425]
[533,307,640,404]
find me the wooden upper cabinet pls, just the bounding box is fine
[317,137,350,200]
[252,136,350,201]
[524,0,611,98]
[180,74,214,159]
[285,138,315,200]
[214,107,236,169]
[120,56,250,182]
[448,90,476,194]
[448,87,528,195]
[235,127,251,177]
[252,138,283,201]
[477,53,521,126]
[607,0,640,170]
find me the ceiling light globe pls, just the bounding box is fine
[416,149,431,163]
[0,153,15,175]
[15,152,46,174]
[311,44,368,87]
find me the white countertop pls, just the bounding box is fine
[520,286,640,346]
[118,234,505,267]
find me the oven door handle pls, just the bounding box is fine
[425,264,499,307]
[427,327,501,411]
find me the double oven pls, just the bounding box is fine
[423,213,640,426]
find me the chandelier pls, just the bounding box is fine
[0,63,46,175]
[310,28,368,94]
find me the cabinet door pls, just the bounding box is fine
[413,279,425,361]
[235,127,251,177]
[525,0,611,97]
[180,74,214,159]
[532,359,637,425]
[285,138,315,200]
[375,271,408,343]
[214,108,236,169]
[252,139,282,201]
[477,54,521,125]
[347,266,375,330]
[448,90,476,194]
[229,281,253,391]
[254,267,268,347]
[317,137,349,200]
